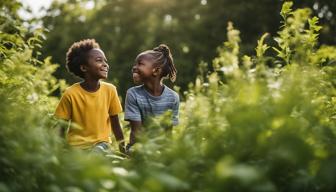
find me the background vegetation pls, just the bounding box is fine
[38,0,336,96]
[1,0,336,191]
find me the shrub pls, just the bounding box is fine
[1,1,336,192]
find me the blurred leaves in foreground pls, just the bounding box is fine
[1,1,336,192]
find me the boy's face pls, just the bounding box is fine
[81,48,109,80]
[132,53,157,84]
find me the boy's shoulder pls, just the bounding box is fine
[100,81,117,91]
[63,82,117,96]
[62,83,80,96]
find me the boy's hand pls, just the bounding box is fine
[110,114,126,154]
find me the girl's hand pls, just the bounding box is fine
[118,142,126,154]
[126,143,133,155]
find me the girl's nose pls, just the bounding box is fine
[132,65,137,71]
[104,62,109,69]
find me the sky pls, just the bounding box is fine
[18,0,53,19]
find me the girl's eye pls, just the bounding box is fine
[96,58,107,63]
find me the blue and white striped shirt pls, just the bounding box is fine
[124,85,179,126]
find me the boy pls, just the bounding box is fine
[55,39,125,153]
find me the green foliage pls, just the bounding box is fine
[293,0,336,45]
[118,2,336,191]
[39,0,336,97]
[0,3,118,191]
[1,1,336,192]
[40,0,286,96]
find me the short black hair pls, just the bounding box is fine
[65,39,100,78]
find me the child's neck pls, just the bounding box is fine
[144,80,164,96]
[81,79,100,92]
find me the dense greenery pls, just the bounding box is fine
[1,1,336,192]
[39,0,336,97]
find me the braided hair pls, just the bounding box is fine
[147,44,177,82]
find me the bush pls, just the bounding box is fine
[1,1,336,192]
[118,2,336,191]
[0,4,118,192]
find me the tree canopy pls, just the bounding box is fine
[40,0,336,96]
[1,1,336,191]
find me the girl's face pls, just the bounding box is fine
[81,48,109,80]
[132,53,157,84]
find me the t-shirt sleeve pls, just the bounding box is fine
[109,86,123,116]
[124,89,142,122]
[172,93,180,126]
[54,92,72,120]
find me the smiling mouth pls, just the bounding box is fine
[133,72,142,80]
[132,73,142,84]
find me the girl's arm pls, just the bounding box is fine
[110,114,126,153]
[129,120,142,146]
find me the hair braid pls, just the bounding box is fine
[153,44,177,82]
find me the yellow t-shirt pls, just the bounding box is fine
[54,81,122,149]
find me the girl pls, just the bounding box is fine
[124,44,179,150]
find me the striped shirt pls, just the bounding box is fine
[124,84,179,126]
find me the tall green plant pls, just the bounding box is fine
[0,4,119,192]
[120,2,336,191]
[1,1,336,192]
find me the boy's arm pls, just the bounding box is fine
[53,117,69,139]
[59,123,67,138]
[110,114,126,153]
[55,91,72,139]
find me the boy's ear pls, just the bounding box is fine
[80,65,87,72]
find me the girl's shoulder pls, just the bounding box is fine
[163,85,179,99]
[127,85,144,94]
[126,85,147,100]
